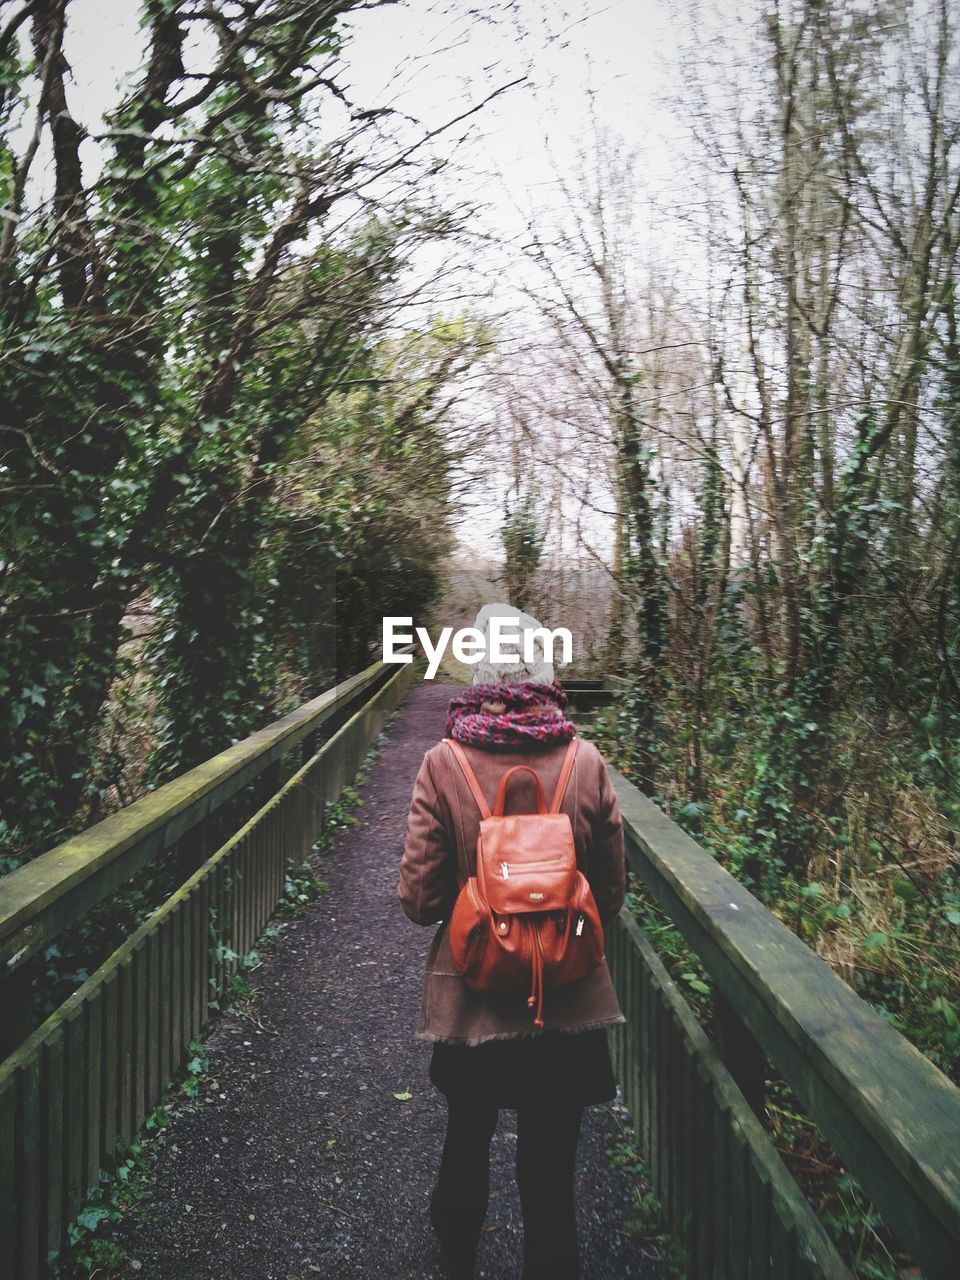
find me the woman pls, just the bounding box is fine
[398,604,626,1280]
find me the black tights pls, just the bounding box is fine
[433,1098,583,1279]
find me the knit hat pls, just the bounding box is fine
[470,602,556,686]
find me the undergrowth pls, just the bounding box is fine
[582,697,951,1278]
[607,1131,686,1276]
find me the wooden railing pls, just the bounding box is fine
[0,653,417,1279]
[6,662,957,1279]
[0,654,409,1055]
[606,769,960,1280]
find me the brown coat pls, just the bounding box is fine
[398,734,626,1044]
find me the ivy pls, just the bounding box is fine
[0,6,484,861]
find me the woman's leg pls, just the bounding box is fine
[431,1096,499,1274]
[515,1104,584,1280]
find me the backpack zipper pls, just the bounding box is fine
[496,857,564,874]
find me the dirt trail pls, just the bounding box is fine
[106,680,671,1279]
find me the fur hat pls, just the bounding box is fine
[470,601,555,686]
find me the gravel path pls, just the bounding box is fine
[106,681,672,1280]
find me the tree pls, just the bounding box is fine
[501,488,545,613]
[0,0,504,861]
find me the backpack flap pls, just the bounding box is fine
[477,813,577,913]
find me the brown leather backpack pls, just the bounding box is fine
[443,737,604,1027]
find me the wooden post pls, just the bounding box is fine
[0,958,36,1061]
[714,989,766,1120]
[255,759,282,810]
[301,729,318,766]
[174,822,208,885]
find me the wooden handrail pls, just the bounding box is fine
[0,652,410,973]
[0,655,419,1277]
[611,766,960,1280]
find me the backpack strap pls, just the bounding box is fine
[549,739,578,813]
[444,736,578,819]
[442,738,492,820]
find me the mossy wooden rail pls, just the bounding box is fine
[0,653,411,1051]
[0,653,416,1279]
[4,663,958,1280]
[605,768,960,1280]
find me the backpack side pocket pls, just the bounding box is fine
[449,877,488,980]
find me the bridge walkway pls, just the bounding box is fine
[103,680,670,1279]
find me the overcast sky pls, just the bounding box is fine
[339,0,698,558]
[55,0,691,271]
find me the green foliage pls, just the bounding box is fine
[0,4,481,863]
[180,1040,211,1100]
[53,1038,212,1278]
[585,15,960,1280]
[501,488,545,612]
[277,863,329,917]
[606,1134,686,1274]
[623,875,713,1018]
[590,326,960,1280]
[222,953,257,1003]
[609,357,670,792]
[818,1176,897,1277]
[275,786,361,916]
[606,1138,648,1177]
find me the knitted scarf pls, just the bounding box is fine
[445,681,577,748]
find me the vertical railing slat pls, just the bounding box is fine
[116,956,133,1149]
[39,1035,64,1272]
[0,1076,17,1272]
[647,970,661,1192]
[657,990,670,1217]
[729,1120,750,1279]
[100,968,119,1172]
[198,872,211,1032]
[668,1011,682,1235]
[250,818,260,949]
[144,928,158,1113]
[16,1057,42,1280]
[621,920,634,1115]
[749,1152,774,1280]
[246,822,257,953]
[639,957,652,1161]
[132,942,148,1134]
[711,1099,731,1279]
[771,1201,798,1280]
[158,914,173,1099]
[234,836,246,964]
[84,988,103,1196]
[62,1006,86,1231]
[681,1045,698,1272]
[210,863,224,1006]
[693,1060,713,1279]
[170,903,184,1076]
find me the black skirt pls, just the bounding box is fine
[429,1028,616,1112]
